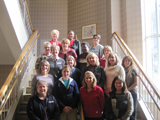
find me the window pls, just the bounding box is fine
[142,0,160,91]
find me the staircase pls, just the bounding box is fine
[16,71,36,120]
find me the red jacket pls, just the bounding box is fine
[48,39,61,48]
[80,86,105,118]
[99,57,107,68]
[58,48,77,61]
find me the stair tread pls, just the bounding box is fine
[17,111,27,114]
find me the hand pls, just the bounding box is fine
[63,106,72,113]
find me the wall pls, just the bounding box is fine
[68,0,111,47]
[27,0,68,55]
[0,65,13,88]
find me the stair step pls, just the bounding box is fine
[16,111,29,120]
[20,101,28,111]
[29,80,31,87]
[26,87,31,94]
[23,94,31,102]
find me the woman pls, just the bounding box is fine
[80,71,105,120]
[100,45,112,68]
[31,60,54,96]
[67,30,81,57]
[122,56,138,120]
[53,65,79,120]
[104,52,125,95]
[106,76,133,120]
[59,38,77,61]
[47,45,65,82]
[80,52,106,89]
[89,34,104,59]
[48,29,61,48]
[27,80,60,120]
[35,41,53,74]
[66,55,81,88]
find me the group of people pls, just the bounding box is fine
[27,29,138,120]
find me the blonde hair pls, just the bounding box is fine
[51,29,59,39]
[82,71,97,88]
[103,45,112,53]
[62,65,71,72]
[43,41,51,48]
[51,45,60,52]
[61,38,70,46]
[66,55,76,67]
[107,52,119,67]
[38,60,50,74]
[86,52,99,67]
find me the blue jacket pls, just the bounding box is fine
[53,77,80,112]
[27,94,60,120]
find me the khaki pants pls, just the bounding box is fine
[60,108,77,120]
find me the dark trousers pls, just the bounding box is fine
[130,93,138,120]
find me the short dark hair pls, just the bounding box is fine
[111,76,127,94]
[81,42,90,47]
[93,34,101,39]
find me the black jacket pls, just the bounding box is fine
[70,39,81,57]
[27,94,60,120]
[80,65,106,89]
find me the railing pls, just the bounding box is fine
[112,32,160,120]
[19,0,33,38]
[0,30,39,120]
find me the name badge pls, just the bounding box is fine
[57,62,61,64]
[48,101,54,103]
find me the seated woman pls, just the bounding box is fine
[105,76,133,120]
[31,60,54,96]
[100,45,112,68]
[27,80,60,120]
[77,42,90,72]
[80,71,105,120]
[66,55,81,89]
[48,29,61,48]
[67,30,81,57]
[104,52,125,95]
[80,52,106,89]
[89,34,104,59]
[122,56,138,120]
[35,41,53,74]
[53,65,79,120]
[59,38,77,61]
[47,45,65,82]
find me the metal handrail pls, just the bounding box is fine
[112,31,160,119]
[0,30,39,115]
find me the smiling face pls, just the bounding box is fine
[62,68,71,80]
[44,45,51,55]
[85,74,94,87]
[51,47,59,56]
[52,32,58,41]
[115,79,123,91]
[37,83,48,96]
[68,31,74,40]
[104,48,111,58]
[81,44,89,53]
[41,62,49,74]
[66,58,75,68]
[88,56,96,66]
[124,58,132,68]
[62,42,69,50]
[93,36,100,45]
[108,54,117,66]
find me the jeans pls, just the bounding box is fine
[130,93,137,120]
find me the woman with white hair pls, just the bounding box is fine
[48,29,61,48]
[27,80,60,120]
